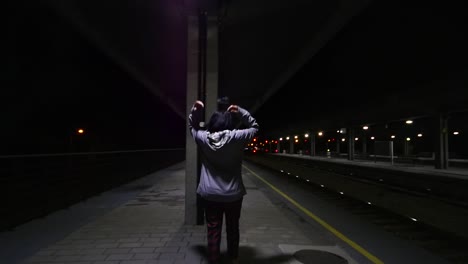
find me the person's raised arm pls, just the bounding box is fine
[228,105,259,141]
[188,100,204,136]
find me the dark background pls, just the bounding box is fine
[3,0,467,155]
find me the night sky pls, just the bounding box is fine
[4,1,467,156]
[4,3,185,155]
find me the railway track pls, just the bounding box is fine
[249,158,468,264]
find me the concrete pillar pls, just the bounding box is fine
[185,9,219,225]
[435,113,449,169]
[362,136,367,155]
[310,134,316,156]
[205,16,219,120]
[347,128,355,160]
[289,138,294,154]
[185,15,199,226]
[336,138,340,154]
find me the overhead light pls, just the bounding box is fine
[391,135,396,139]
[318,132,323,136]
[294,135,298,139]
[371,136,375,140]
[304,134,309,138]
[363,126,369,130]
[279,138,283,141]
[454,131,460,135]
[355,137,359,141]
[341,138,345,142]
[286,137,290,140]
[406,120,413,124]
[406,137,411,141]
[417,134,423,137]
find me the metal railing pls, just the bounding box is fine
[0,148,185,231]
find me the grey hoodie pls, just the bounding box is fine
[189,106,259,202]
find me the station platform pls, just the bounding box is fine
[0,161,452,264]
[274,153,468,180]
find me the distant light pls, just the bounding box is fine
[371,136,375,140]
[77,129,84,134]
[295,139,299,143]
[327,149,330,152]
[294,135,298,139]
[280,170,284,173]
[265,140,268,143]
[341,138,346,142]
[306,179,310,182]
[410,217,418,222]
[320,185,325,188]
[339,192,344,195]
[305,134,309,138]
[253,138,257,142]
[363,126,369,130]
[318,131,323,136]
[367,202,372,205]
[328,139,331,142]
[286,137,290,140]
[379,179,384,182]
[296,175,299,178]
[279,138,283,141]
[453,131,460,135]
[287,172,290,175]
[391,135,396,139]
[406,120,413,124]
[406,137,411,141]
[417,133,423,137]
[355,137,359,141]
[337,130,340,133]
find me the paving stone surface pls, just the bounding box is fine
[19,162,340,264]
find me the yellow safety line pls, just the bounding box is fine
[243,165,384,264]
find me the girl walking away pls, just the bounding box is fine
[188,99,259,264]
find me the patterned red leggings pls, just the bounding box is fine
[204,198,243,263]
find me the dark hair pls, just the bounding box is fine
[206,111,234,133]
[217,96,230,112]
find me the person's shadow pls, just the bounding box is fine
[192,245,294,264]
